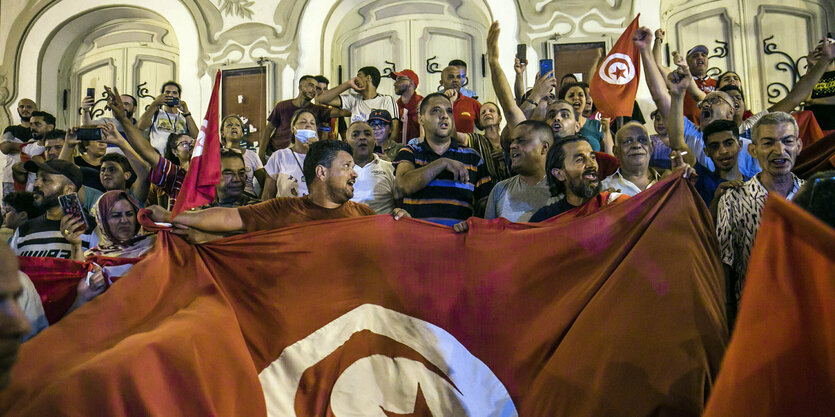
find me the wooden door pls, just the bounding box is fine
[221,66,267,150]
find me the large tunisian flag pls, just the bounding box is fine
[704,196,835,416]
[171,70,222,216]
[590,15,642,118]
[0,174,727,416]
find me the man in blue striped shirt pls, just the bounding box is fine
[395,93,492,226]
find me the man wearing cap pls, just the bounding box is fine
[9,159,96,260]
[368,109,403,162]
[682,45,716,124]
[393,69,423,144]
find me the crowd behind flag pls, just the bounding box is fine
[589,14,642,119]
[0,175,728,416]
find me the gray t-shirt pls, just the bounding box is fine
[484,175,551,222]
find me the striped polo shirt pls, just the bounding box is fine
[11,214,97,258]
[149,156,186,211]
[395,141,492,226]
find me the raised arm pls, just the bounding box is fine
[58,129,78,162]
[513,57,527,103]
[487,21,526,128]
[146,204,244,233]
[101,122,151,202]
[633,27,672,119]
[314,78,358,107]
[136,94,166,131]
[671,51,706,101]
[105,86,162,167]
[769,39,835,113]
[665,64,697,167]
[585,48,603,86]
[80,96,94,126]
[178,100,199,139]
[652,29,666,69]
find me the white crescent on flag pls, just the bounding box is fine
[598,53,636,85]
[259,304,518,417]
[191,119,208,158]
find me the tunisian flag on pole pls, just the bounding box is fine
[171,70,222,216]
[704,196,835,417]
[590,14,641,118]
[0,174,727,416]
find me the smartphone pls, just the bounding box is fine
[165,97,180,106]
[86,88,95,98]
[58,193,88,231]
[539,59,554,77]
[76,127,102,141]
[517,44,527,64]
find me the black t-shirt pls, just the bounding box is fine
[11,213,96,258]
[2,125,32,142]
[529,199,577,222]
[74,156,105,191]
[809,70,835,130]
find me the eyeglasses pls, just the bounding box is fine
[697,96,733,110]
[369,121,389,128]
[176,140,194,149]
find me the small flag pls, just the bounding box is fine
[172,70,222,215]
[590,15,642,119]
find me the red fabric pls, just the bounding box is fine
[452,94,481,133]
[792,110,824,146]
[590,15,642,118]
[704,196,835,417]
[137,208,172,232]
[793,130,835,179]
[172,70,222,216]
[1,173,727,416]
[594,150,619,178]
[17,256,139,324]
[398,93,423,143]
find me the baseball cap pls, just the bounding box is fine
[368,109,393,125]
[687,45,709,57]
[391,69,419,87]
[24,159,83,189]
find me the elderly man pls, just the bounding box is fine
[716,112,805,324]
[484,120,553,222]
[439,65,482,134]
[600,122,666,196]
[206,150,260,208]
[345,121,404,216]
[530,135,629,222]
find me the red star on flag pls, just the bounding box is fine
[613,66,627,80]
[381,383,433,416]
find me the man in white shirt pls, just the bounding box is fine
[136,81,198,155]
[344,121,401,214]
[601,122,664,196]
[315,66,400,143]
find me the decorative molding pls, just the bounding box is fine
[217,0,255,19]
[761,35,807,104]
[706,39,728,78]
[755,5,817,104]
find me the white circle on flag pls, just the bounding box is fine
[258,304,518,417]
[598,53,636,85]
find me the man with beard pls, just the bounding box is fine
[81,92,138,144]
[316,66,400,143]
[716,112,805,325]
[439,65,481,134]
[395,93,492,226]
[484,120,553,222]
[146,140,410,236]
[0,242,32,390]
[345,121,404,215]
[392,69,422,143]
[9,112,56,192]
[10,159,96,259]
[261,76,337,161]
[529,135,629,222]
[1,99,37,206]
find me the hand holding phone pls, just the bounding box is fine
[76,127,103,141]
[517,44,527,64]
[58,193,88,241]
[86,88,95,98]
[165,96,180,107]
[539,59,554,78]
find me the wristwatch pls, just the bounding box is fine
[182,112,192,118]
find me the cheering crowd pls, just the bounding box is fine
[1,19,834,389]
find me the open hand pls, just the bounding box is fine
[104,86,127,119]
[487,21,501,60]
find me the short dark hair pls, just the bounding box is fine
[792,170,835,227]
[303,140,353,186]
[550,99,579,121]
[558,82,586,100]
[164,133,188,163]
[719,84,745,102]
[448,59,467,69]
[419,92,451,115]
[545,135,589,196]
[358,66,382,88]
[299,75,317,84]
[289,108,318,144]
[701,119,740,143]
[314,75,330,85]
[101,153,136,186]
[44,130,65,141]
[220,148,245,166]
[123,94,138,107]
[717,71,740,88]
[2,191,41,218]
[160,81,182,94]
[560,73,578,83]
[515,119,555,144]
[31,111,56,126]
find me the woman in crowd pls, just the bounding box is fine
[262,108,319,198]
[85,190,154,259]
[221,115,267,197]
[459,102,510,187]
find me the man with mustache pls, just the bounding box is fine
[81,92,138,143]
[529,135,629,222]
[715,112,805,325]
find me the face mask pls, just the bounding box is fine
[295,129,317,143]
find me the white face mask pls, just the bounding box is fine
[294,129,317,143]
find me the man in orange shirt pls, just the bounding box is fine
[682,45,717,124]
[439,66,481,134]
